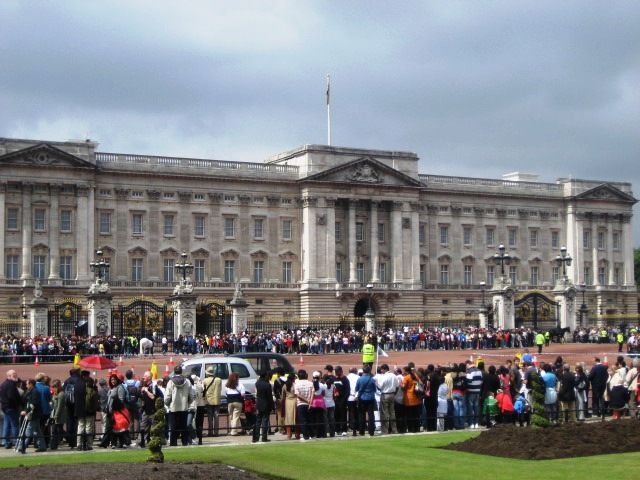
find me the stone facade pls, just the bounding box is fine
[0,137,637,332]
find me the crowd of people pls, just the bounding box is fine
[255,350,640,442]
[1,323,638,364]
[1,348,639,453]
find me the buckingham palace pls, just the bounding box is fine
[0,136,637,338]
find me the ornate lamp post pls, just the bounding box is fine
[555,246,572,281]
[493,244,511,281]
[579,283,588,327]
[175,251,194,282]
[89,249,110,282]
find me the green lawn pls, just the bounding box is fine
[1,432,638,480]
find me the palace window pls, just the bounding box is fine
[131,258,143,281]
[99,212,111,235]
[60,256,73,280]
[282,220,292,240]
[7,208,19,230]
[164,259,175,282]
[224,260,235,283]
[282,261,292,283]
[60,210,72,232]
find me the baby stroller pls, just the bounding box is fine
[240,394,256,435]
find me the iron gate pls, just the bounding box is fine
[196,300,231,335]
[111,298,173,340]
[48,299,88,337]
[514,290,559,330]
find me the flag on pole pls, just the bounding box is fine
[377,346,388,357]
[326,74,330,105]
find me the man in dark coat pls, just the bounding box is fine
[252,371,275,443]
[73,371,90,450]
[63,367,81,448]
[1,369,22,449]
[588,357,609,418]
[17,379,47,453]
[558,364,577,423]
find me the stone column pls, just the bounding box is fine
[301,196,317,284]
[0,183,6,280]
[20,183,33,281]
[391,201,403,283]
[325,197,337,283]
[348,198,357,282]
[48,184,61,282]
[370,199,379,282]
[76,185,91,281]
[230,296,248,334]
[490,285,515,330]
[29,298,49,337]
[622,214,634,286]
[171,293,198,338]
[410,203,421,285]
[87,288,113,337]
[553,285,577,333]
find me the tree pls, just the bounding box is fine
[635,248,640,286]
[147,397,166,463]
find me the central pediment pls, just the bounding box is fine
[0,143,97,170]
[571,183,637,203]
[300,157,424,188]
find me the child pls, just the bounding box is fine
[513,391,531,427]
[242,393,256,434]
[436,381,449,432]
[482,391,499,428]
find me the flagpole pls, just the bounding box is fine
[326,74,331,146]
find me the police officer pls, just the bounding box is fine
[362,339,375,369]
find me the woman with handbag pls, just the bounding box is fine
[401,366,422,433]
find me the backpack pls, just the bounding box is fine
[452,374,467,391]
[125,381,139,407]
[64,381,75,404]
[85,388,99,414]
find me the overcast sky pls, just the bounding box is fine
[1,1,639,245]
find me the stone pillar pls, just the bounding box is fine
[87,287,113,337]
[622,214,634,286]
[391,201,403,282]
[490,285,515,330]
[21,183,33,281]
[301,196,317,284]
[0,183,5,280]
[171,294,198,338]
[553,285,577,333]
[364,309,376,333]
[76,185,91,281]
[410,203,420,285]
[230,298,248,334]
[325,197,337,283]
[29,298,49,337]
[348,198,357,282]
[48,184,61,283]
[370,200,379,282]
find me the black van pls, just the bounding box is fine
[230,352,296,377]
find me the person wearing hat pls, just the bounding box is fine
[203,365,222,437]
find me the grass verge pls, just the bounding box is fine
[1,432,638,480]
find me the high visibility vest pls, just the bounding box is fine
[362,343,375,363]
[535,333,544,345]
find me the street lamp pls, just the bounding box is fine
[175,251,194,281]
[579,283,588,327]
[89,249,110,282]
[364,283,375,333]
[493,244,511,277]
[555,246,572,279]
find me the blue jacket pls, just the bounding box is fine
[355,374,377,401]
[36,381,52,415]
